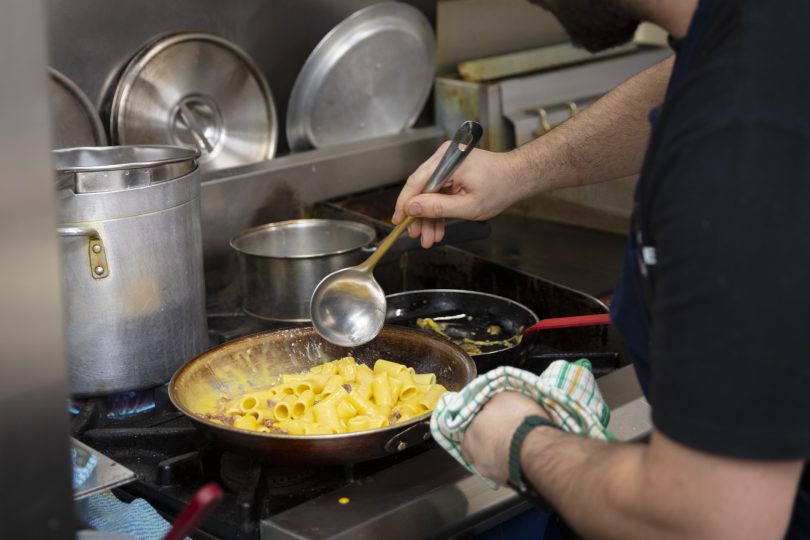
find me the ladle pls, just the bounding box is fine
[310,121,483,346]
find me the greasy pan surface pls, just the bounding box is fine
[169,326,476,465]
[386,289,539,372]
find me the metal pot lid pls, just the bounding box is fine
[286,2,435,152]
[110,32,278,173]
[48,68,107,149]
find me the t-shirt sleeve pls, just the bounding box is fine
[647,121,810,459]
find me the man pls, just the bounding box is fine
[392,0,810,538]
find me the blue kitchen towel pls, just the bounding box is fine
[72,446,99,488]
[78,491,176,540]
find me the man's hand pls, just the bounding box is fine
[460,392,547,485]
[391,58,673,250]
[392,145,525,248]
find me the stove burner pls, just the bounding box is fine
[219,451,339,502]
[220,452,263,494]
[104,388,157,419]
[70,389,156,420]
[263,465,319,496]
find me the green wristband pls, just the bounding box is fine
[507,415,562,498]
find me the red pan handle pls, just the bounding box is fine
[522,313,611,339]
[163,482,224,540]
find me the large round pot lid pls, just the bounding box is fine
[286,2,435,152]
[48,68,107,149]
[111,32,278,173]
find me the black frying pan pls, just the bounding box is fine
[385,289,611,373]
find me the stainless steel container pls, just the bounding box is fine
[230,219,376,322]
[55,145,207,396]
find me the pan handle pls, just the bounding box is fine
[163,482,223,540]
[522,313,611,339]
[384,419,432,453]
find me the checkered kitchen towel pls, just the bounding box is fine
[431,360,614,486]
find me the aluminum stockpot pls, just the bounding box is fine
[230,219,376,322]
[56,145,208,397]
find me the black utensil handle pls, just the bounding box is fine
[380,219,491,262]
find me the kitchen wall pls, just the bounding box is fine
[436,0,569,75]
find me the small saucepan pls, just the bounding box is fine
[231,219,377,322]
[231,219,491,322]
[385,289,611,373]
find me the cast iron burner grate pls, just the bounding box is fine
[218,452,335,498]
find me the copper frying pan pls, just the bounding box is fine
[169,326,476,465]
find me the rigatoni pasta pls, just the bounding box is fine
[200,357,446,435]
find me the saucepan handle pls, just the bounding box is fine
[57,226,110,279]
[384,419,432,453]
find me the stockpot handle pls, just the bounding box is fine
[384,419,432,453]
[57,226,110,279]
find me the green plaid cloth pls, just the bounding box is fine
[430,360,614,486]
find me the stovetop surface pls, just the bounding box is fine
[73,193,629,539]
[72,310,622,540]
[74,375,440,540]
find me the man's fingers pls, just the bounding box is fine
[393,142,450,224]
[423,220,446,249]
[403,192,473,221]
[408,219,422,239]
[434,219,446,244]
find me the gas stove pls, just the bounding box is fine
[72,379,440,540]
[73,276,632,537]
[71,183,641,539]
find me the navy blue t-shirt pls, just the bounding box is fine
[610,0,810,535]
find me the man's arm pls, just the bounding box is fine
[393,56,675,247]
[462,392,803,540]
[513,55,673,192]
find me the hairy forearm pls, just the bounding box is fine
[522,430,678,540]
[508,56,674,198]
[520,428,795,540]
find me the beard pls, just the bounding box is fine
[530,0,641,53]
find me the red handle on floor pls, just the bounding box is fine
[523,313,611,338]
[163,482,224,540]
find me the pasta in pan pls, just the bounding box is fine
[200,357,446,435]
